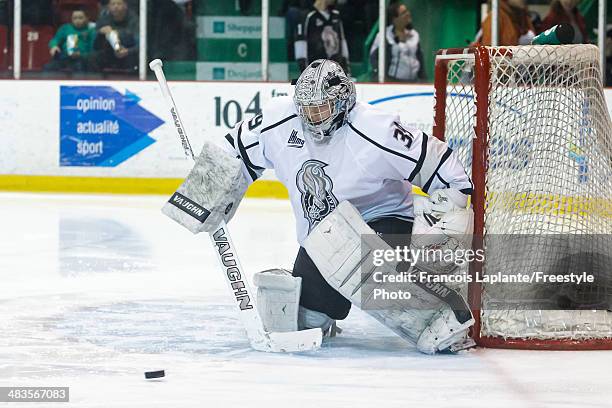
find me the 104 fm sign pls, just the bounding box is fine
[213,88,290,128]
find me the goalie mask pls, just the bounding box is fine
[293,59,356,143]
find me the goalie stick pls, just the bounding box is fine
[149,59,322,353]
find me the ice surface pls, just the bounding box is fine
[1,193,611,408]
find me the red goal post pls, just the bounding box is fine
[433,45,612,350]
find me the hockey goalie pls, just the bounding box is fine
[165,59,476,354]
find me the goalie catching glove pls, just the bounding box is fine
[162,141,249,233]
[411,189,474,275]
[412,188,469,217]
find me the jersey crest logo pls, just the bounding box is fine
[322,26,340,56]
[296,160,338,231]
[287,130,305,148]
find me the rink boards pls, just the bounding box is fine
[1,80,611,197]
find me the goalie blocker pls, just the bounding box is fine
[162,141,249,233]
[304,200,475,354]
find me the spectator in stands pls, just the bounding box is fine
[45,8,95,72]
[476,0,535,46]
[294,0,350,74]
[100,0,139,10]
[539,0,589,44]
[369,1,424,82]
[281,0,310,61]
[148,0,195,61]
[91,0,139,73]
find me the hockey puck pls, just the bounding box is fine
[145,370,165,379]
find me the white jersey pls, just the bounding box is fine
[223,96,473,246]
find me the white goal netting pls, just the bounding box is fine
[436,45,612,346]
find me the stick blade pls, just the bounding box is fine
[251,329,322,353]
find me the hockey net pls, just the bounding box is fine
[433,45,612,349]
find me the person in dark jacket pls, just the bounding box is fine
[90,0,139,72]
[294,0,350,74]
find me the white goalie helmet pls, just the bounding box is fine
[293,59,356,143]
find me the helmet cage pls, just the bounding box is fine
[296,97,348,142]
[293,59,356,143]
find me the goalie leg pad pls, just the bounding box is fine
[253,269,301,333]
[304,201,474,350]
[162,141,248,234]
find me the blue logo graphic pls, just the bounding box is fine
[60,86,163,167]
[213,21,225,33]
[212,67,226,80]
